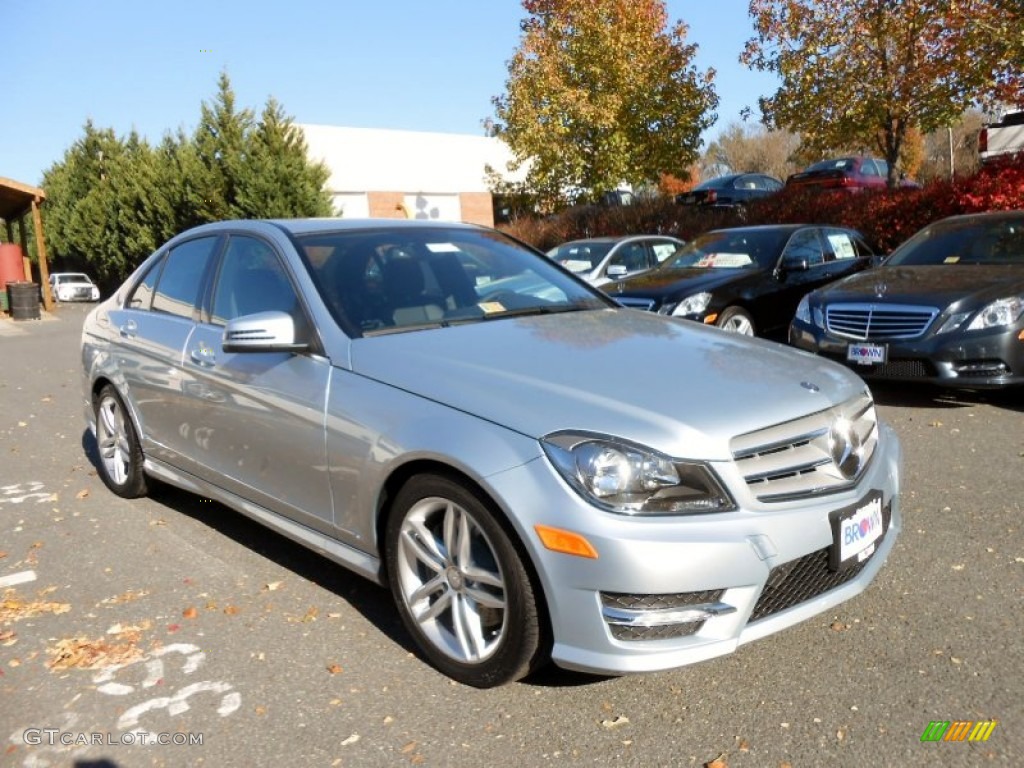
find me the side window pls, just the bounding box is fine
[211,236,298,326]
[127,255,165,310]
[152,237,218,318]
[861,159,881,177]
[782,229,826,268]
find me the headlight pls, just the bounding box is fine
[966,297,1024,331]
[794,296,823,328]
[541,432,735,515]
[673,291,712,317]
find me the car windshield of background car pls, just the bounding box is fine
[549,242,614,273]
[886,218,1024,267]
[661,230,787,270]
[300,227,610,334]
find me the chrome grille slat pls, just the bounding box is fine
[825,303,939,340]
[731,392,878,502]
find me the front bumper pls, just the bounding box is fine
[486,423,902,675]
[790,320,1024,389]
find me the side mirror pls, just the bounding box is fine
[780,256,809,274]
[606,264,629,278]
[223,311,308,353]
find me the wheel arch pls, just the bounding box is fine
[375,458,553,640]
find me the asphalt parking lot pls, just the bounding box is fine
[1,303,1021,767]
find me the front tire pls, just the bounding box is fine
[717,306,756,336]
[385,474,545,687]
[94,384,149,498]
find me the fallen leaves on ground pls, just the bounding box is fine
[600,716,630,729]
[75,489,89,500]
[0,630,16,646]
[288,606,319,624]
[182,606,198,619]
[705,755,728,768]
[340,734,360,746]
[262,581,283,592]
[46,633,145,670]
[327,663,343,675]
[223,605,241,616]
[830,620,850,632]
[0,589,71,622]
[100,589,150,606]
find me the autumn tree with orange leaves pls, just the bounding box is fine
[492,0,718,207]
[742,0,1024,187]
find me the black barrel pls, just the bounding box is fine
[7,282,41,321]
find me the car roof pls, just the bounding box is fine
[177,218,489,240]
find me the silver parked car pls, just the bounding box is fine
[547,235,683,286]
[81,219,902,687]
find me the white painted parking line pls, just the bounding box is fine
[0,570,38,588]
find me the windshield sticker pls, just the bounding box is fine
[425,242,460,253]
[943,255,960,263]
[478,302,506,314]
[828,234,857,259]
[696,253,753,267]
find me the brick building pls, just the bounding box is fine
[298,125,524,227]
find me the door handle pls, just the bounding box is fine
[119,320,138,338]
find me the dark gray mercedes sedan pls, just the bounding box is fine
[82,219,901,687]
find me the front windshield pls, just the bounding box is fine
[58,274,91,284]
[661,230,788,271]
[547,241,614,273]
[886,216,1024,266]
[299,227,611,335]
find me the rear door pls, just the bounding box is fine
[107,236,220,471]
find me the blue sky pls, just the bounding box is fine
[5,1,778,187]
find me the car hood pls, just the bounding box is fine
[350,309,862,460]
[609,268,749,302]
[812,265,1024,308]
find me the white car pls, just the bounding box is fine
[50,272,100,302]
[547,235,683,286]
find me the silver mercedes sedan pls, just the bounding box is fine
[81,219,902,688]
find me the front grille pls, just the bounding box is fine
[749,548,866,623]
[731,391,878,502]
[615,296,656,311]
[826,303,938,340]
[867,359,933,378]
[601,590,724,641]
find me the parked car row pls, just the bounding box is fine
[76,207,1019,689]
[572,211,1023,390]
[678,156,920,210]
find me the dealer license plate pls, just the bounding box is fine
[829,491,886,571]
[846,342,887,365]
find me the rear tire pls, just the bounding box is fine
[717,306,756,336]
[94,384,149,498]
[385,474,545,687]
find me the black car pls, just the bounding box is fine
[790,211,1024,389]
[675,173,784,208]
[609,224,875,337]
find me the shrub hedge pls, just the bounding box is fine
[502,155,1024,255]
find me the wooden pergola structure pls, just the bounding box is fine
[0,177,53,311]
